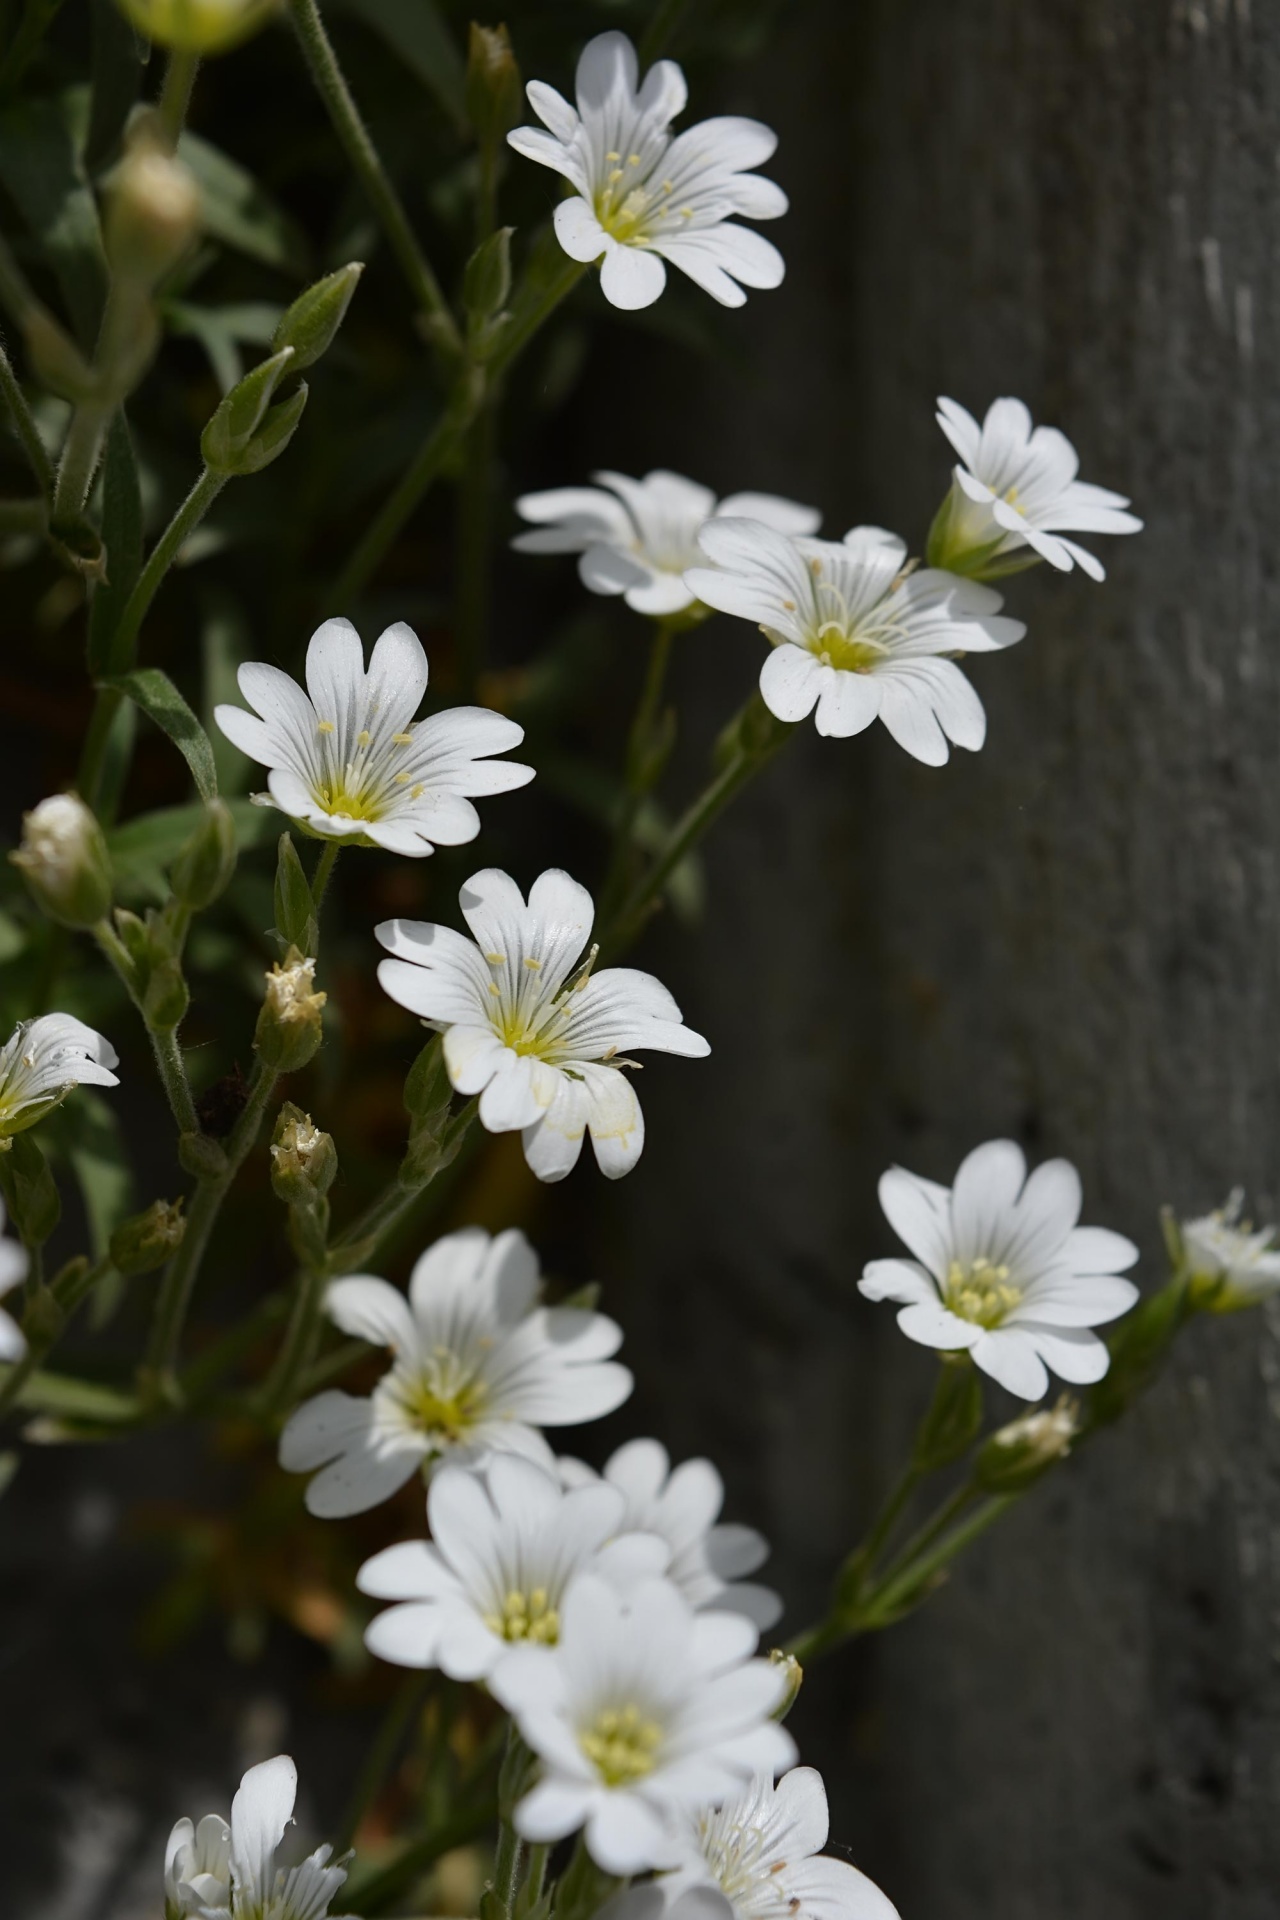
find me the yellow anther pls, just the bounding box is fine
[357,729,371,746]
[580,1703,663,1785]
[394,772,411,785]
[662,179,674,192]
[488,982,501,997]
[317,719,336,734]
[392,730,413,744]
[628,153,641,165]
[679,205,694,218]
[606,149,621,161]
[608,167,625,184]
[485,951,505,965]
[523,957,543,972]
[783,598,796,610]
[410,784,424,800]
[809,557,823,576]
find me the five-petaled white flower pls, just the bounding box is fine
[0,1013,119,1144]
[685,522,1024,765]
[934,396,1142,581]
[648,1767,900,1920]
[491,1572,796,1875]
[0,1196,27,1361]
[513,470,819,618]
[164,1754,352,1920]
[858,1140,1140,1401]
[279,1227,632,1517]
[376,867,710,1183]
[1182,1190,1280,1309]
[559,1439,781,1629]
[214,618,533,857]
[358,1453,667,1677]
[508,31,786,311]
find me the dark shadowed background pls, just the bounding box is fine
[1,2,1277,1917]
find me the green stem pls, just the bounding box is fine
[143,1058,277,1395]
[863,1494,1016,1624]
[311,839,340,916]
[261,1261,327,1414]
[0,336,53,495]
[599,617,677,919]
[336,1673,432,1853]
[492,1809,522,1920]
[333,389,479,607]
[0,1254,112,1419]
[51,397,109,530]
[287,0,460,356]
[524,1845,551,1907]
[327,1102,479,1272]
[455,397,496,697]
[157,46,199,148]
[488,256,585,378]
[93,920,199,1135]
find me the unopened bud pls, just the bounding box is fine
[23,307,94,402]
[925,476,1040,582]
[974,1394,1080,1493]
[107,135,201,284]
[229,381,308,475]
[768,1649,804,1720]
[1180,1190,1280,1313]
[912,1353,983,1472]
[270,1102,337,1202]
[466,23,522,146]
[144,954,190,1032]
[255,946,326,1071]
[11,793,112,929]
[170,798,237,909]
[110,1198,185,1274]
[201,347,295,474]
[272,263,363,371]
[116,0,281,55]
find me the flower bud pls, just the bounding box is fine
[106,135,201,285]
[466,23,523,146]
[255,947,326,1072]
[11,793,112,929]
[272,263,364,372]
[169,798,237,909]
[229,382,308,475]
[110,1198,185,1275]
[913,1354,984,1472]
[201,347,295,474]
[974,1394,1080,1494]
[144,954,190,1033]
[768,1648,803,1720]
[23,307,94,402]
[270,1102,337,1203]
[273,832,318,954]
[1180,1190,1280,1313]
[925,476,1039,582]
[116,0,281,55]
[178,1129,228,1178]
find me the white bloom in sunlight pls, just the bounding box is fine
[509,32,786,311]
[0,1196,28,1362]
[654,1767,900,1920]
[0,1013,119,1143]
[1182,1189,1280,1307]
[858,1139,1140,1401]
[514,471,819,618]
[376,867,710,1183]
[685,522,1024,766]
[492,1573,796,1875]
[279,1227,631,1517]
[936,396,1142,581]
[214,618,533,857]
[358,1454,667,1678]
[164,1754,352,1920]
[560,1439,781,1629]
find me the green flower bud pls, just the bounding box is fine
[106,134,202,285]
[271,263,364,372]
[11,793,113,929]
[466,23,523,146]
[254,946,326,1072]
[201,347,295,474]
[144,954,190,1032]
[768,1648,803,1721]
[913,1354,984,1472]
[23,307,94,402]
[116,0,281,54]
[170,798,237,909]
[178,1130,228,1179]
[270,1102,337,1203]
[974,1393,1081,1494]
[229,382,309,476]
[925,476,1041,582]
[110,1197,186,1275]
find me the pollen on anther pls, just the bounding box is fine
[523,957,543,972]
[809,558,823,576]
[317,719,336,734]
[661,179,674,193]
[392,730,413,744]
[357,729,371,746]
[783,598,796,610]
[606,149,621,161]
[484,951,505,965]
[488,982,501,998]
[394,772,411,784]
[608,168,624,184]
[410,784,424,800]
[628,153,641,165]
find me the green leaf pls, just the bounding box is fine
[0,87,107,347]
[332,0,465,127]
[84,0,145,172]
[273,832,317,952]
[105,667,219,800]
[87,411,143,674]
[107,796,274,897]
[177,131,311,277]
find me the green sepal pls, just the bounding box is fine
[913,1356,984,1472]
[200,345,295,473]
[0,1131,61,1246]
[271,262,364,371]
[273,833,317,953]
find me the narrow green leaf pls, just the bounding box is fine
[177,131,311,277]
[0,87,107,347]
[331,0,465,127]
[105,667,219,800]
[273,832,317,952]
[106,795,273,897]
[84,0,145,172]
[87,411,143,674]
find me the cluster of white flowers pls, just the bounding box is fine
[165,1754,353,1920]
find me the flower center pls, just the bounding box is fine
[485,945,599,1061]
[593,151,686,244]
[484,1586,560,1644]
[811,621,886,673]
[944,1256,1022,1328]
[308,718,424,821]
[697,1814,774,1905]
[804,572,908,673]
[579,1704,663,1785]
[389,1346,488,1443]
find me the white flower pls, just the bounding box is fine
[653,1767,899,1920]
[685,522,1024,765]
[0,1196,28,1362]
[0,1012,119,1143]
[279,1227,632,1517]
[214,618,533,856]
[559,1439,781,1629]
[376,867,710,1183]
[164,1754,352,1920]
[858,1139,1140,1401]
[1182,1190,1280,1308]
[508,31,786,312]
[491,1572,796,1875]
[358,1453,667,1677]
[513,471,819,618]
[935,396,1142,581]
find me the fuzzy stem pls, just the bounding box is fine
[157,46,199,148]
[93,920,200,1135]
[0,336,53,495]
